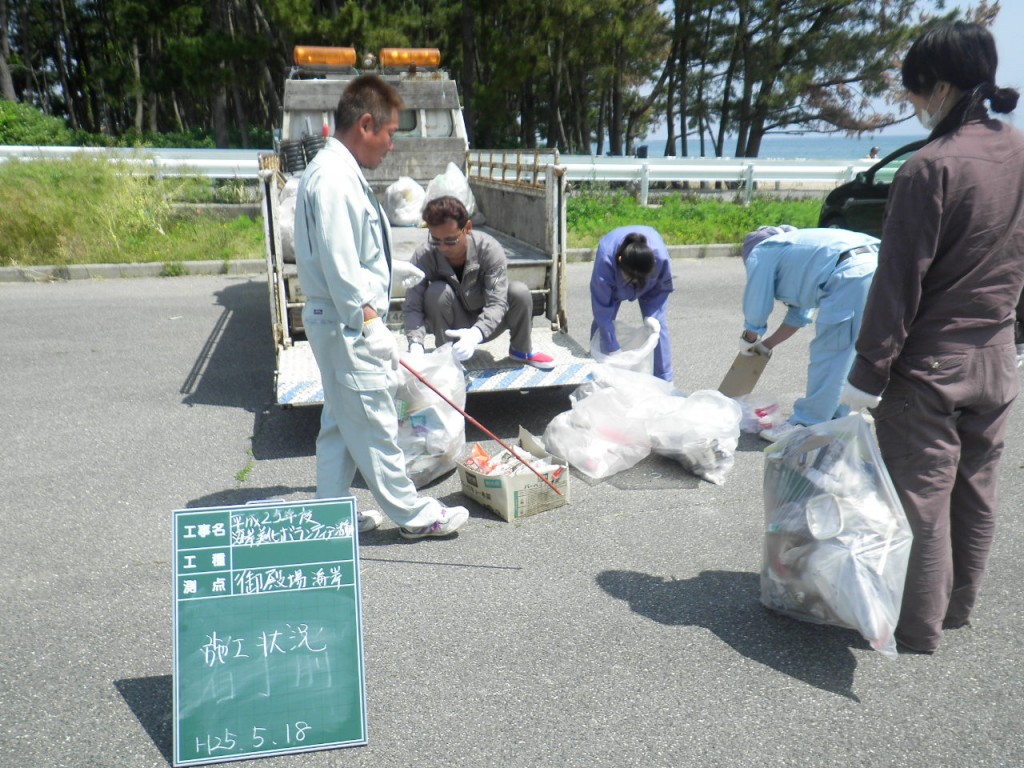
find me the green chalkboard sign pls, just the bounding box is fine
[172,498,367,766]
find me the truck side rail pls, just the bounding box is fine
[465,150,568,331]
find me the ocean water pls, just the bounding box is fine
[639,133,927,161]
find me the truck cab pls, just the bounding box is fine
[259,46,593,406]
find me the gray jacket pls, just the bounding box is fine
[404,229,509,345]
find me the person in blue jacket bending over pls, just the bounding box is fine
[739,225,879,442]
[590,225,675,381]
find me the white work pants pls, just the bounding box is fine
[303,300,441,528]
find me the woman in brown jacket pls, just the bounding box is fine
[842,22,1024,654]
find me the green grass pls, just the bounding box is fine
[0,157,825,268]
[567,189,823,249]
[0,155,263,268]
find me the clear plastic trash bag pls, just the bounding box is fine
[396,344,466,487]
[647,390,741,485]
[384,176,426,227]
[589,319,660,375]
[423,162,477,216]
[760,413,912,658]
[543,366,740,484]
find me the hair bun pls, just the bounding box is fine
[989,85,1020,114]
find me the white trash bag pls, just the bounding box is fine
[384,176,426,227]
[543,366,740,485]
[543,387,652,479]
[424,161,477,216]
[760,413,913,658]
[647,390,741,485]
[277,177,301,263]
[734,393,785,434]
[395,345,466,487]
[590,318,661,375]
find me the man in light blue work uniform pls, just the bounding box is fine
[739,226,879,442]
[590,225,675,381]
[294,74,468,539]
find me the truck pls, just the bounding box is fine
[258,45,593,407]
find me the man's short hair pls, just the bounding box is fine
[335,75,404,133]
[422,196,470,229]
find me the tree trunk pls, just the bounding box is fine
[0,0,16,101]
[132,39,144,132]
[461,0,476,146]
[610,43,623,156]
[52,0,79,128]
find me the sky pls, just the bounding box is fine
[880,0,1024,135]
[647,1,1023,140]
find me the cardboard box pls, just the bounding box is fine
[457,427,570,521]
[718,350,770,398]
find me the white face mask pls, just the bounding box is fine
[918,88,949,130]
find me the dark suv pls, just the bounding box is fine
[818,139,927,238]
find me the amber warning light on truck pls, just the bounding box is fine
[380,48,441,69]
[292,46,357,69]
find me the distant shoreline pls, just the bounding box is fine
[639,132,926,160]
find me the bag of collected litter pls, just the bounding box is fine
[545,364,740,484]
[395,345,466,487]
[424,161,477,216]
[543,387,652,479]
[647,390,741,485]
[733,393,784,434]
[277,177,301,263]
[570,363,676,406]
[760,413,912,658]
[384,176,426,227]
[589,318,661,375]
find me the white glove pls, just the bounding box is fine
[362,317,399,369]
[738,335,772,357]
[840,381,881,411]
[1016,344,1024,369]
[407,341,425,355]
[445,327,484,361]
[392,260,425,290]
[644,316,661,336]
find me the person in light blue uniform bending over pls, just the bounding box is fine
[590,226,675,381]
[739,226,879,442]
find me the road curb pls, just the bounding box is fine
[0,259,267,283]
[567,243,739,262]
[0,245,740,283]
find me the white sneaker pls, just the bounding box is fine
[358,509,384,533]
[399,505,469,539]
[759,421,804,443]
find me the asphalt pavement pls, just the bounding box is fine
[2,258,1022,768]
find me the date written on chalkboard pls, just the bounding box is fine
[195,722,312,757]
[174,499,367,765]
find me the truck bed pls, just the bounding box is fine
[276,330,593,406]
[275,220,593,406]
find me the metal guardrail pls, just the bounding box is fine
[0,145,263,179]
[470,150,875,205]
[0,145,873,203]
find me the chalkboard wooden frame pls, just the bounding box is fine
[172,498,367,765]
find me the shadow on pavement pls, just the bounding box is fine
[180,281,275,412]
[114,675,173,766]
[463,386,575,441]
[251,403,320,461]
[184,484,316,509]
[596,569,864,701]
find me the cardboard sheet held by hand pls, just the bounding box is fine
[718,351,770,398]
